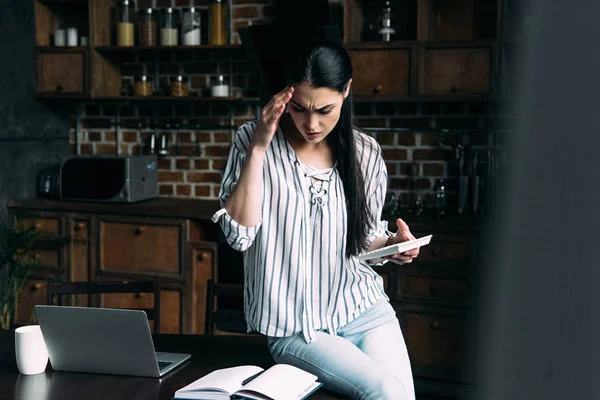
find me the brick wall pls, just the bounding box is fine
[71,0,512,213]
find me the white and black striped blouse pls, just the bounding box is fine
[212,121,392,343]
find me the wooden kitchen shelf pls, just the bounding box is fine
[95,45,242,53]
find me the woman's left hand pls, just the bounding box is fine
[385,218,420,265]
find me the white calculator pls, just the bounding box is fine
[358,234,433,262]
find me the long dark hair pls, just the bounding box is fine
[283,39,373,258]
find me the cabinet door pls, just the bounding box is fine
[36,50,87,96]
[350,49,411,99]
[397,305,474,383]
[419,46,492,96]
[14,279,47,326]
[189,241,217,334]
[98,216,185,278]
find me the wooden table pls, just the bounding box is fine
[0,330,347,400]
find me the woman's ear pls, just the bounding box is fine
[344,79,353,99]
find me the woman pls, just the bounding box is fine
[212,38,421,400]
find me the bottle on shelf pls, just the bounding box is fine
[378,1,396,42]
[139,8,157,46]
[211,74,229,97]
[160,8,179,46]
[117,0,135,47]
[182,7,201,46]
[209,0,228,45]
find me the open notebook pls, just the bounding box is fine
[172,364,323,400]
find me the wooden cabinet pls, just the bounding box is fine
[34,0,90,98]
[373,220,480,398]
[419,46,492,97]
[36,49,88,96]
[7,199,221,335]
[350,47,412,100]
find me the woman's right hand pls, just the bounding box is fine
[252,86,294,151]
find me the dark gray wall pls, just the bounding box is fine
[0,0,70,224]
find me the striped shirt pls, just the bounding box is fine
[211,121,392,343]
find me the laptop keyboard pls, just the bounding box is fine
[158,361,173,371]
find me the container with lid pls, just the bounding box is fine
[160,8,179,46]
[171,75,189,97]
[211,74,229,97]
[134,75,153,97]
[182,7,201,46]
[117,0,135,46]
[139,8,157,46]
[209,0,228,45]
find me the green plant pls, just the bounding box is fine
[0,216,41,330]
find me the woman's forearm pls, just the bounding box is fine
[225,144,266,227]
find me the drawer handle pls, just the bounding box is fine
[429,282,440,293]
[430,321,441,330]
[450,85,459,93]
[197,253,205,262]
[30,283,43,292]
[134,227,146,235]
[432,247,443,256]
[134,293,142,299]
[55,84,64,93]
[74,222,85,231]
[34,222,42,229]
[373,84,383,94]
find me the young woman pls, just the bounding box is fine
[212,39,421,400]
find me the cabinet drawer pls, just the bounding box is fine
[99,220,182,275]
[399,275,468,300]
[413,235,471,263]
[18,216,61,236]
[36,51,86,95]
[350,49,411,98]
[101,289,181,334]
[400,308,470,381]
[419,47,491,95]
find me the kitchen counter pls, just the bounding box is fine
[7,198,222,221]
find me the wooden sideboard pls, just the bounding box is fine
[7,198,222,334]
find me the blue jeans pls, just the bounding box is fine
[267,298,415,400]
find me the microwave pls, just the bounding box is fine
[59,155,158,203]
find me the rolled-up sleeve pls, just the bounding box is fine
[211,123,262,252]
[364,149,393,265]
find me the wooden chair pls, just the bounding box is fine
[45,279,161,333]
[204,278,252,335]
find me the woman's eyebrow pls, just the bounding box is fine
[290,99,336,111]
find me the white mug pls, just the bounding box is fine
[15,325,49,375]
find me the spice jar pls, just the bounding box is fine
[211,74,229,97]
[134,75,153,97]
[209,0,228,45]
[139,8,157,46]
[160,8,179,46]
[182,7,201,45]
[117,0,135,46]
[171,75,189,97]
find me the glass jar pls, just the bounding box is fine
[134,75,152,97]
[211,74,229,97]
[139,8,157,46]
[182,7,201,46]
[378,1,396,42]
[209,0,228,45]
[171,75,189,97]
[116,0,135,46]
[160,8,179,46]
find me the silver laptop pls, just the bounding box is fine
[34,305,191,378]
